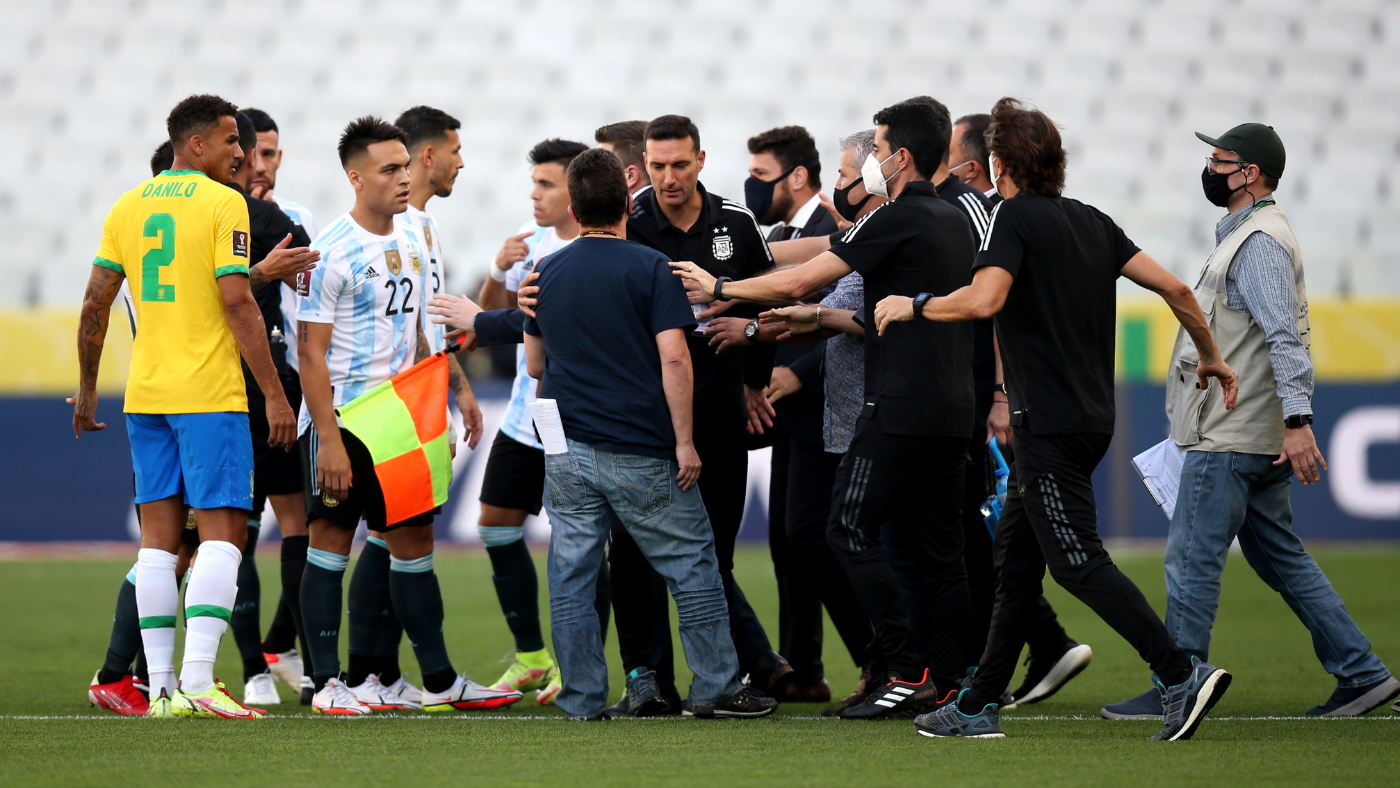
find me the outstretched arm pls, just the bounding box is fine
[1120,251,1238,410]
[873,266,1013,334]
[71,265,125,438]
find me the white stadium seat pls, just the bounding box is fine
[2,0,1398,302]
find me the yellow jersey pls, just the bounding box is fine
[94,169,252,414]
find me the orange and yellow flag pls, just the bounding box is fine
[337,351,453,526]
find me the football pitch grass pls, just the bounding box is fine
[2,544,1396,787]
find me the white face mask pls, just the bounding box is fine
[988,153,1003,196]
[860,151,899,198]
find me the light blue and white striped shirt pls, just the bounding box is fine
[497,223,573,448]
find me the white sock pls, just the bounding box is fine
[180,540,241,694]
[136,548,180,698]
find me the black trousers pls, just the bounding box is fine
[771,435,872,683]
[826,415,969,690]
[967,424,1191,708]
[610,432,773,688]
[960,385,1071,670]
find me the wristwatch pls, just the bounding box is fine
[1284,414,1313,429]
[993,383,1007,395]
[912,292,934,320]
[744,319,759,340]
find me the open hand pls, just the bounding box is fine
[1275,423,1326,484]
[765,366,802,406]
[675,442,702,491]
[427,293,482,332]
[257,234,320,285]
[517,270,541,317]
[705,317,752,354]
[669,262,717,303]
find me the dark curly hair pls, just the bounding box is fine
[166,93,240,147]
[986,98,1066,197]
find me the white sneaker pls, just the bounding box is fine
[244,671,281,706]
[349,674,418,711]
[311,677,373,716]
[384,673,424,708]
[421,675,523,712]
[263,648,304,688]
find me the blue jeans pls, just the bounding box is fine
[1165,450,1390,688]
[543,439,743,717]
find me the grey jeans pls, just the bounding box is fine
[544,439,743,717]
[1164,449,1390,688]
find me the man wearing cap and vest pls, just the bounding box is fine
[1101,124,1399,721]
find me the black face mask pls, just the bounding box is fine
[1201,166,1240,208]
[833,178,871,222]
[744,155,818,223]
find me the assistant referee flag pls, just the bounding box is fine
[336,346,455,525]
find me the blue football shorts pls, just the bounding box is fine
[126,412,255,511]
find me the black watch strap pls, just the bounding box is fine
[714,276,732,302]
[993,383,1007,395]
[1284,414,1313,429]
[912,292,933,319]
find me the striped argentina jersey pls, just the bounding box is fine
[296,212,429,435]
[499,222,574,449]
[395,205,449,353]
[276,197,316,373]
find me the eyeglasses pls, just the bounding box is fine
[1206,157,1250,173]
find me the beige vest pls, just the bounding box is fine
[1165,203,1309,455]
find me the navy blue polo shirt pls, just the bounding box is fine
[522,236,697,459]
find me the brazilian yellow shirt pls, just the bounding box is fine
[94,169,252,414]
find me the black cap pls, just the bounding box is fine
[1195,123,1285,179]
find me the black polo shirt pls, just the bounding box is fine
[627,182,775,437]
[973,194,1140,435]
[828,180,975,438]
[937,176,996,372]
[228,182,309,376]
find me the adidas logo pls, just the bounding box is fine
[364,265,381,280]
[874,686,915,708]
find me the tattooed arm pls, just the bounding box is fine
[70,265,125,438]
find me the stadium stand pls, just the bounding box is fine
[0,0,1398,307]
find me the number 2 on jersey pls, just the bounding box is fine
[383,277,416,316]
[142,213,176,302]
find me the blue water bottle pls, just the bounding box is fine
[980,437,1010,539]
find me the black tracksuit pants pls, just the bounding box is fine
[966,423,1192,708]
[826,414,969,692]
[771,435,872,683]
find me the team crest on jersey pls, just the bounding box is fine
[712,234,733,260]
[385,250,402,275]
[423,227,433,249]
[409,252,422,275]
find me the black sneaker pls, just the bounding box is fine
[1152,658,1231,741]
[837,670,954,720]
[1306,676,1400,717]
[620,667,667,718]
[746,650,795,702]
[1005,642,1093,709]
[913,689,1005,738]
[1100,687,1165,720]
[691,686,779,719]
[602,691,631,717]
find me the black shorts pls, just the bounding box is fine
[300,427,434,532]
[247,373,305,499]
[479,430,545,515]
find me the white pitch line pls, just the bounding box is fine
[2,714,1396,722]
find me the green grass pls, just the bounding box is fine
[2,544,1397,787]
